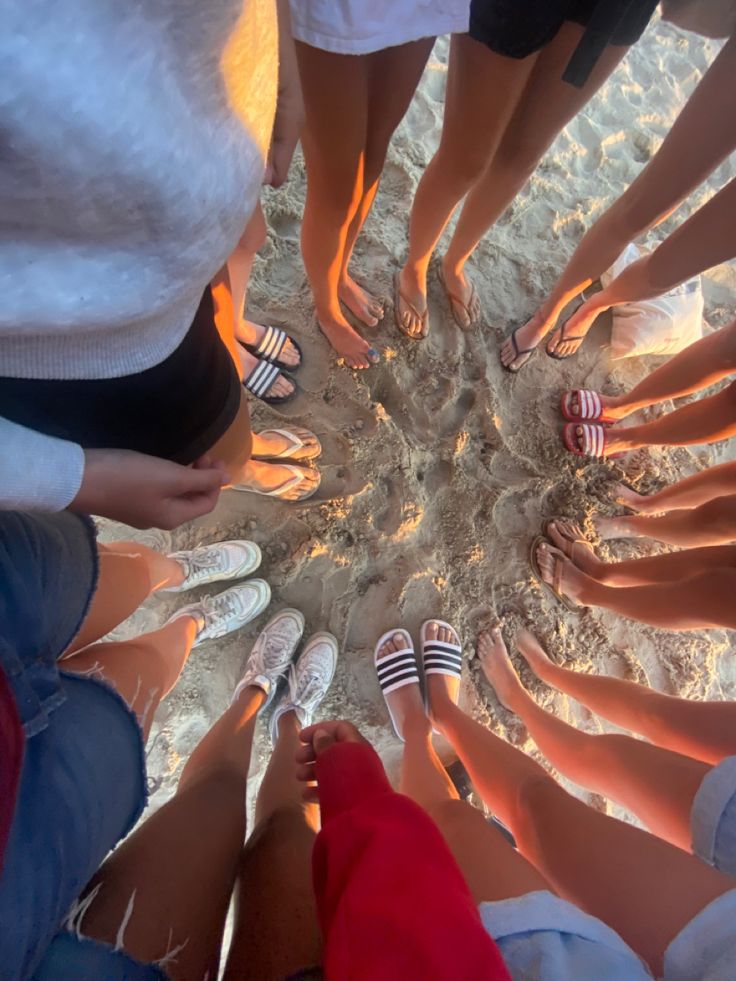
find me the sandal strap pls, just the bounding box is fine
[423,641,463,677]
[243,359,280,398]
[254,325,287,362]
[580,423,606,457]
[511,328,534,358]
[376,648,420,694]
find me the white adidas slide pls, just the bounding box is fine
[374,628,421,742]
[420,619,463,714]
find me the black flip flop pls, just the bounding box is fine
[243,325,302,372]
[501,326,535,373]
[242,358,298,406]
[546,321,585,361]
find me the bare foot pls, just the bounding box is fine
[339,274,384,328]
[377,631,428,739]
[236,320,301,368]
[440,256,481,329]
[424,620,461,720]
[614,483,652,513]
[565,390,628,423]
[515,629,555,679]
[593,515,637,541]
[535,542,589,607]
[545,301,600,358]
[566,424,632,456]
[251,428,321,462]
[317,313,379,370]
[476,625,525,712]
[236,459,321,501]
[397,265,429,338]
[499,310,547,370]
[545,520,602,577]
[238,347,295,399]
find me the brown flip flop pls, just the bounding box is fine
[437,264,478,331]
[394,271,428,340]
[529,535,584,614]
[542,519,591,565]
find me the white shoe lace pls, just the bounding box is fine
[200,588,249,636]
[288,652,332,719]
[181,546,232,586]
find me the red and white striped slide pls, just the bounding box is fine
[559,389,614,423]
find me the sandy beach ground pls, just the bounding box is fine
[99,14,736,825]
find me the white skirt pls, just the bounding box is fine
[290,0,470,54]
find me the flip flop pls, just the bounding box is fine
[374,628,421,742]
[243,325,302,372]
[560,390,615,424]
[529,536,583,614]
[562,423,624,459]
[233,464,321,501]
[542,519,591,565]
[437,264,479,331]
[501,325,535,373]
[420,619,462,729]
[394,271,428,340]
[251,427,322,462]
[243,358,298,405]
[546,320,586,360]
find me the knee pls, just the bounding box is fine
[511,774,571,848]
[431,140,490,195]
[695,496,736,537]
[241,807,314,862]
[237,203,268,254]
[427,798,487,842]
[491,138,543,182]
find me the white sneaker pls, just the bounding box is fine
[168,579,270,647]
[232,608,305,709]
[161,540,261,593]
[269,632,338,746]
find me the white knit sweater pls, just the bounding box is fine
[0,0,277,509]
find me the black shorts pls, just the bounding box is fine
[469,0,657,84]
[0,288,242,465]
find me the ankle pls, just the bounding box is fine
[442,252,466,279]
[403,707,431,739]
[429,689,456,727]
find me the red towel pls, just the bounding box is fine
[312,740,512,980]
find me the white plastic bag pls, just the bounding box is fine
[601,242,703,360]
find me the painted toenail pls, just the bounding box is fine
[367,348,380,362]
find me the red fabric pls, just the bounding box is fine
[0,662,23,873]
[312,741,512,981]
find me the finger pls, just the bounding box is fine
[312,729,336,756]
[182,466,228,492]
[295,743,317,765]
[299,720,345,742]
[296,762,316,783]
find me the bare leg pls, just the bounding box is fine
[75,686,265,980]
[398,34,536,337]
[337,39,433,327]
[545,520,736,586]
[62,617,197,739]
[65,544,186,655]
[296,43,377,368]
[430,683,734,975]
[478,628,708,852]
[614,459,736,514]
[579,378,736,456]
[536,542,736,630]
[548,177,736,357]
[596,494,736,546]
[500,33,736,360]
[388,674,552,902]
[224,711,322,981]
[567,318,736,423]
[514,628,736,765]
[445,26,625,330]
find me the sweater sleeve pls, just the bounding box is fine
[312,741,512,981]
[0,418,85,511]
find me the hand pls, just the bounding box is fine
[296,720,368,801]
[264,0,304,187]
[69,448,229,530]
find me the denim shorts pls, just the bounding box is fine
[0,512,148,980]
[480,890,651,979]
[691,756,736,876]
